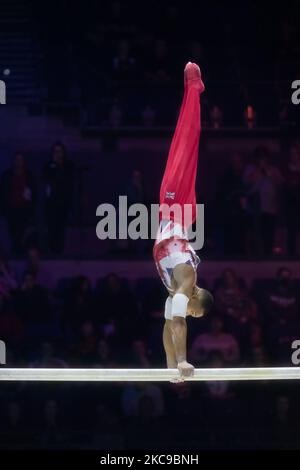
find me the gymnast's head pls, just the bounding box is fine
[187,286,214,318]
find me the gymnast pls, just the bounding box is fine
[153,62,214,379]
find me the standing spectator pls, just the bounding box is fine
[215,153,247,255]
[284,144,300,256]
[44,142,74,254]
[243,161,262,256]
[0,153,36,255]
[257,147,283,256]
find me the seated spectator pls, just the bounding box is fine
[90,338,117,368]
[98,273,139,341]
[13,270,52,325]
[265,267,298,324]
[190,315,240,365]
[0,255,17,300]
[69,320,98,365]
[214,269,257,352]
[30,341,67,368]
[264,268,300,363]
[283,144,300,256]
[38,399,65,449]
[215,269,257,324]
[203,353,232,401]
[63,276,96,333]
[245,323,268,366]
[0,300,24,352]
[0,153,36,255]
[121,383,164,418]
[20,247,54,289]
[0,401,30,448]
[127,338,152,367]
[90,403,125,450]
[112,39,136,81]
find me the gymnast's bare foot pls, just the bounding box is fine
[184,62,205,93]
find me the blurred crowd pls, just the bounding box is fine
[34,0,300,127]
[213,144,300,257]
[0,249,299,448]
[0,142,74,256]
[0,142,299,258]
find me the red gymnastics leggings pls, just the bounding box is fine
[159,62,204,228]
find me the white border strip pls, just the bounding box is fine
[0,367,299,382]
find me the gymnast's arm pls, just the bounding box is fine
[171,263,196,377]
[163,320,178,368]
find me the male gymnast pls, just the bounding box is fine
[153,62,214,379]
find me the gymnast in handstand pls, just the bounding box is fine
[153,62,214,379]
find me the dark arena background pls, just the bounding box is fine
[0,0,300,459]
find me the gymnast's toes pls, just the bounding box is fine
[184,62,205,92]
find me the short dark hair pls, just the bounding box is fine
[201,289,214,314]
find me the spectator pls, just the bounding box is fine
[30,341,67,368]
[63,275,96,333]
[0,255,17,300]
[284,144,300,256]
[256,147,283,256]
[0,153,36,255]
[39,399,65,449]
[18,247,54,289]
[0,299,24,352]
[99,273,139,341]
[190,315,240,365]
[215,153,247,255]
[44,142,74,254]
[121,383,164,418]
[90,403,125,450]
[112,39,136,82]
[129,338,151,367]
[90,338,116,367]
[125,169,146,206]
[245,323,268,366]
[265,267,298,324]
[69,320,98,365]
[264,267,300,363]
[243,161,263,256]
[214,269,257,327]
[13,270,53,346]
[203,353,232,400]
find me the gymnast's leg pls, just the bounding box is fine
[159,61,205,226]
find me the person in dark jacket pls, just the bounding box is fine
[44,142,74,254]
[0,153,36,255]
